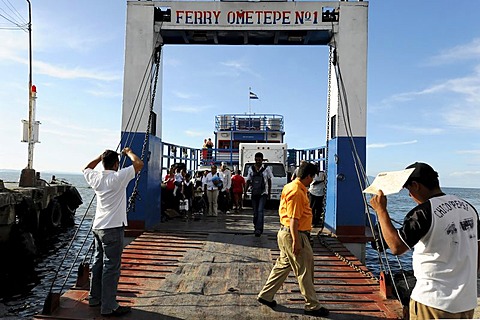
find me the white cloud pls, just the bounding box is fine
[0,31,120,81]
[456,150,480,155]
[34,60,121,81]
[428,38,480,65]
[367,140,417,149]
[449,170,480,177]
[173,91,196,99]
[184,130,205,137]
[387,125,444,135]
[219,59,261,78]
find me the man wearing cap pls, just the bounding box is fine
[370,162,479,320]
[257,161,329,317]
[83,148,143,317]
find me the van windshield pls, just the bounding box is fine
[243,163,286,178]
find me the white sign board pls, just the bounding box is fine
[363,168,415,196]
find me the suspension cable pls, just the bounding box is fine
[45,193,96,296]
[330,36,408,301]
[127,44,162,213]
[319,45,334,233]
[43,30,164,307]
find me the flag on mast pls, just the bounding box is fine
[249,91,259,100]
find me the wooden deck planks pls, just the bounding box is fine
[34,210,403,320]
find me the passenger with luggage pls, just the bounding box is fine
[245,152,273,237]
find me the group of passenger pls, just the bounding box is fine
[163,162,246,217]
[83,146,480,319]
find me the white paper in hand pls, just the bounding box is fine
[363,168,415,196]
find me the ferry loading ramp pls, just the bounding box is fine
[34,209,403,320]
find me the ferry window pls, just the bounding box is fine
[330,115,336,139]
[150,112,157,136]
[268,164,286,177]
[218,141,230,149]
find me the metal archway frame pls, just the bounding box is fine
[122,0,368,261]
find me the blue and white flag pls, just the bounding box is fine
[249,91,259,99]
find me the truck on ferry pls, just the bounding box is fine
[239,142,288,202]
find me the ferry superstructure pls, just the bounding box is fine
[212,113,285,167]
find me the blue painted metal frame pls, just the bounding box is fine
[324,136,367,233]
[122,132,162,229]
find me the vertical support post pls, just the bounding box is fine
[122,2,163,230]
[324,2,369,262]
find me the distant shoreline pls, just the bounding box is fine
[1,169,478,190]
[0,169,82,174]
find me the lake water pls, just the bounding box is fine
[1,170,479,319]
[0,171,95,319]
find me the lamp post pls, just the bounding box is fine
[27,0,33,169]
[19,0,36,187]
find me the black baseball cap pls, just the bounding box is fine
[403,162,438,187]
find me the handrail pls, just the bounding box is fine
[215,114,284,132]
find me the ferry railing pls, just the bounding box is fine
[288,146,327,171]
[213,147,239,166]
[160,142,326,175]
[161,143,240,175]
[161,142,201,176]
[215,114,284,132]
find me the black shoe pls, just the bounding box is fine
[257,297,277,308]
[304,307,329,317]
[101,306,131,317]
[254,230,261,237]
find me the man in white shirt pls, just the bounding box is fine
[83,148,143,317]
[308,169,325,228]
[203,165,221,216]
[219,162,232,214]
[370,162,479,319]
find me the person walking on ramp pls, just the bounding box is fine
[245,152,273,237]
[257,161,329,317]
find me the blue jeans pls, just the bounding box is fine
[90,226,124,314]
[251,194,267,233]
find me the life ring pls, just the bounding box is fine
[41,199,62,230]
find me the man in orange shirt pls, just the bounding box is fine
[257,161,329,317]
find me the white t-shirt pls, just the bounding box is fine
[204,172,221,191]
[220,168,232,191]
[309,171,326,196]
[83,166,135,229]
[400,194,479,313]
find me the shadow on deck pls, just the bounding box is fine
[34,209,403,320]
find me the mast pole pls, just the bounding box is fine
[19,0,36,187]
[248,86,251,114]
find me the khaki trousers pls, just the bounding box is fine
[258,229,320,310]
[409,299,475,320]
[206,189,218,215]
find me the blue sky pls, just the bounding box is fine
[0,0,479,188]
